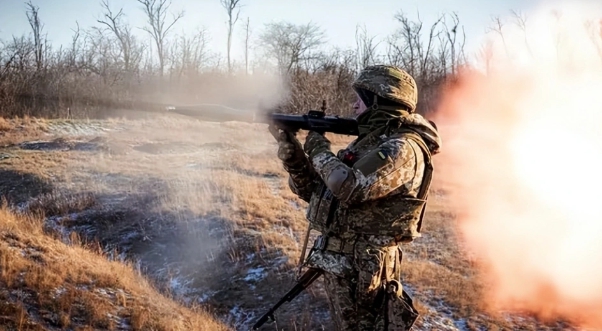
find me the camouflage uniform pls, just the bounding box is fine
[272,65,442,330]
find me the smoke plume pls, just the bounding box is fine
[435,1,602,327]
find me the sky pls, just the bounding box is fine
[0,0,589,65]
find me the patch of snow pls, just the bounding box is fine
[244,267,267,282]
[454,318,470,331]
[44,215,71,243]
[288,200,301,210]
[169,276,193,297]
[53,287,66,298]
[272,255,289,267]
[197,291,217,303]
[121,230,140,241]
[226,305,256,329]
[263,176,281,196]
[46,121,120,136]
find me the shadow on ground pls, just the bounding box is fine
[0,169,53,205]
[0,165,332,330]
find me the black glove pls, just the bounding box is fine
[304,131,331,159]
[268,125,307,169]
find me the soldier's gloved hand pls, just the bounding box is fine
[268,125,306,166]
[304,131,331,159]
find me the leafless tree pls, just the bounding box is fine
[84,27,120,85]
[442,12,466,75]
[6,36,34,73]
[0,43,18,81]
[487,16,510,58]
[137,0,184,77]
[243,17,251,74]
[25,1,46,71]
[97,0,144,74]
[285,47,357,115]
[169,27,209,80]
[387,11,445,78]
[220,0,242,74]
[355,24,380,71]
[387,11,465,114]
[258,21,326,75]
[477,39,495,73]
[510,10,532,58]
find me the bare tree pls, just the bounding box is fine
[220,0,243,74]
[442,12,466,75]
[487,16,509,58]
[1,36,34,77]
[137,0,184,77]
[510,10,532,58]
[387,11,465,114]
[355,24,380,71]
[258,21,326,75]
[477,39,495,74]
[63,21,84,73]
[169,27,209,80]
[97,0,144,74]
[243,17,251,74]
[25,1,45,71]
[387,11,445,78]
[0,43,18,81]
[84,27,120,85]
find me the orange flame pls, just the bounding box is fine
[435,2,602,328]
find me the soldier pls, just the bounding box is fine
[269,65,442,330]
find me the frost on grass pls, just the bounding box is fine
[45,120,122,136]
[227,304,257,329]
[244,267,267,283]
[168,275,194,299]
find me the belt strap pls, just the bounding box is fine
[313,235,355,255]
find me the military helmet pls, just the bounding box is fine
[352,65,418,112]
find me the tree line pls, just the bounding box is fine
[0,0,467,118]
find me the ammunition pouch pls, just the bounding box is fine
[386,287,419,330]
[339,194,426,242]
[312,235,355,255]
[306,182,337,233]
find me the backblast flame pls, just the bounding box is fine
[435,1,602,328]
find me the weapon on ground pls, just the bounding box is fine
[252,267,324,330]
[164,101,359,136]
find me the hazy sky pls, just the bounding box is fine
[0,0,589,64]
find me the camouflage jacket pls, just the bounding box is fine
[287,108,441,271]
[289,110,441,277]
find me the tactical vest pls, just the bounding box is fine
[305,126,434,244]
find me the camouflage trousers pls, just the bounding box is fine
[322,244,419,331]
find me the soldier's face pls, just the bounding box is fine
[353,94,368,116]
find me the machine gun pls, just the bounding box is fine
[252,267,324,330]
[165,101,359,136]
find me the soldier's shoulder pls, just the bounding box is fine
[377,133,416,154]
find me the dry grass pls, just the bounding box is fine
[0,116,49,146]
[0,203,230,331]
[25,191,97,218]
